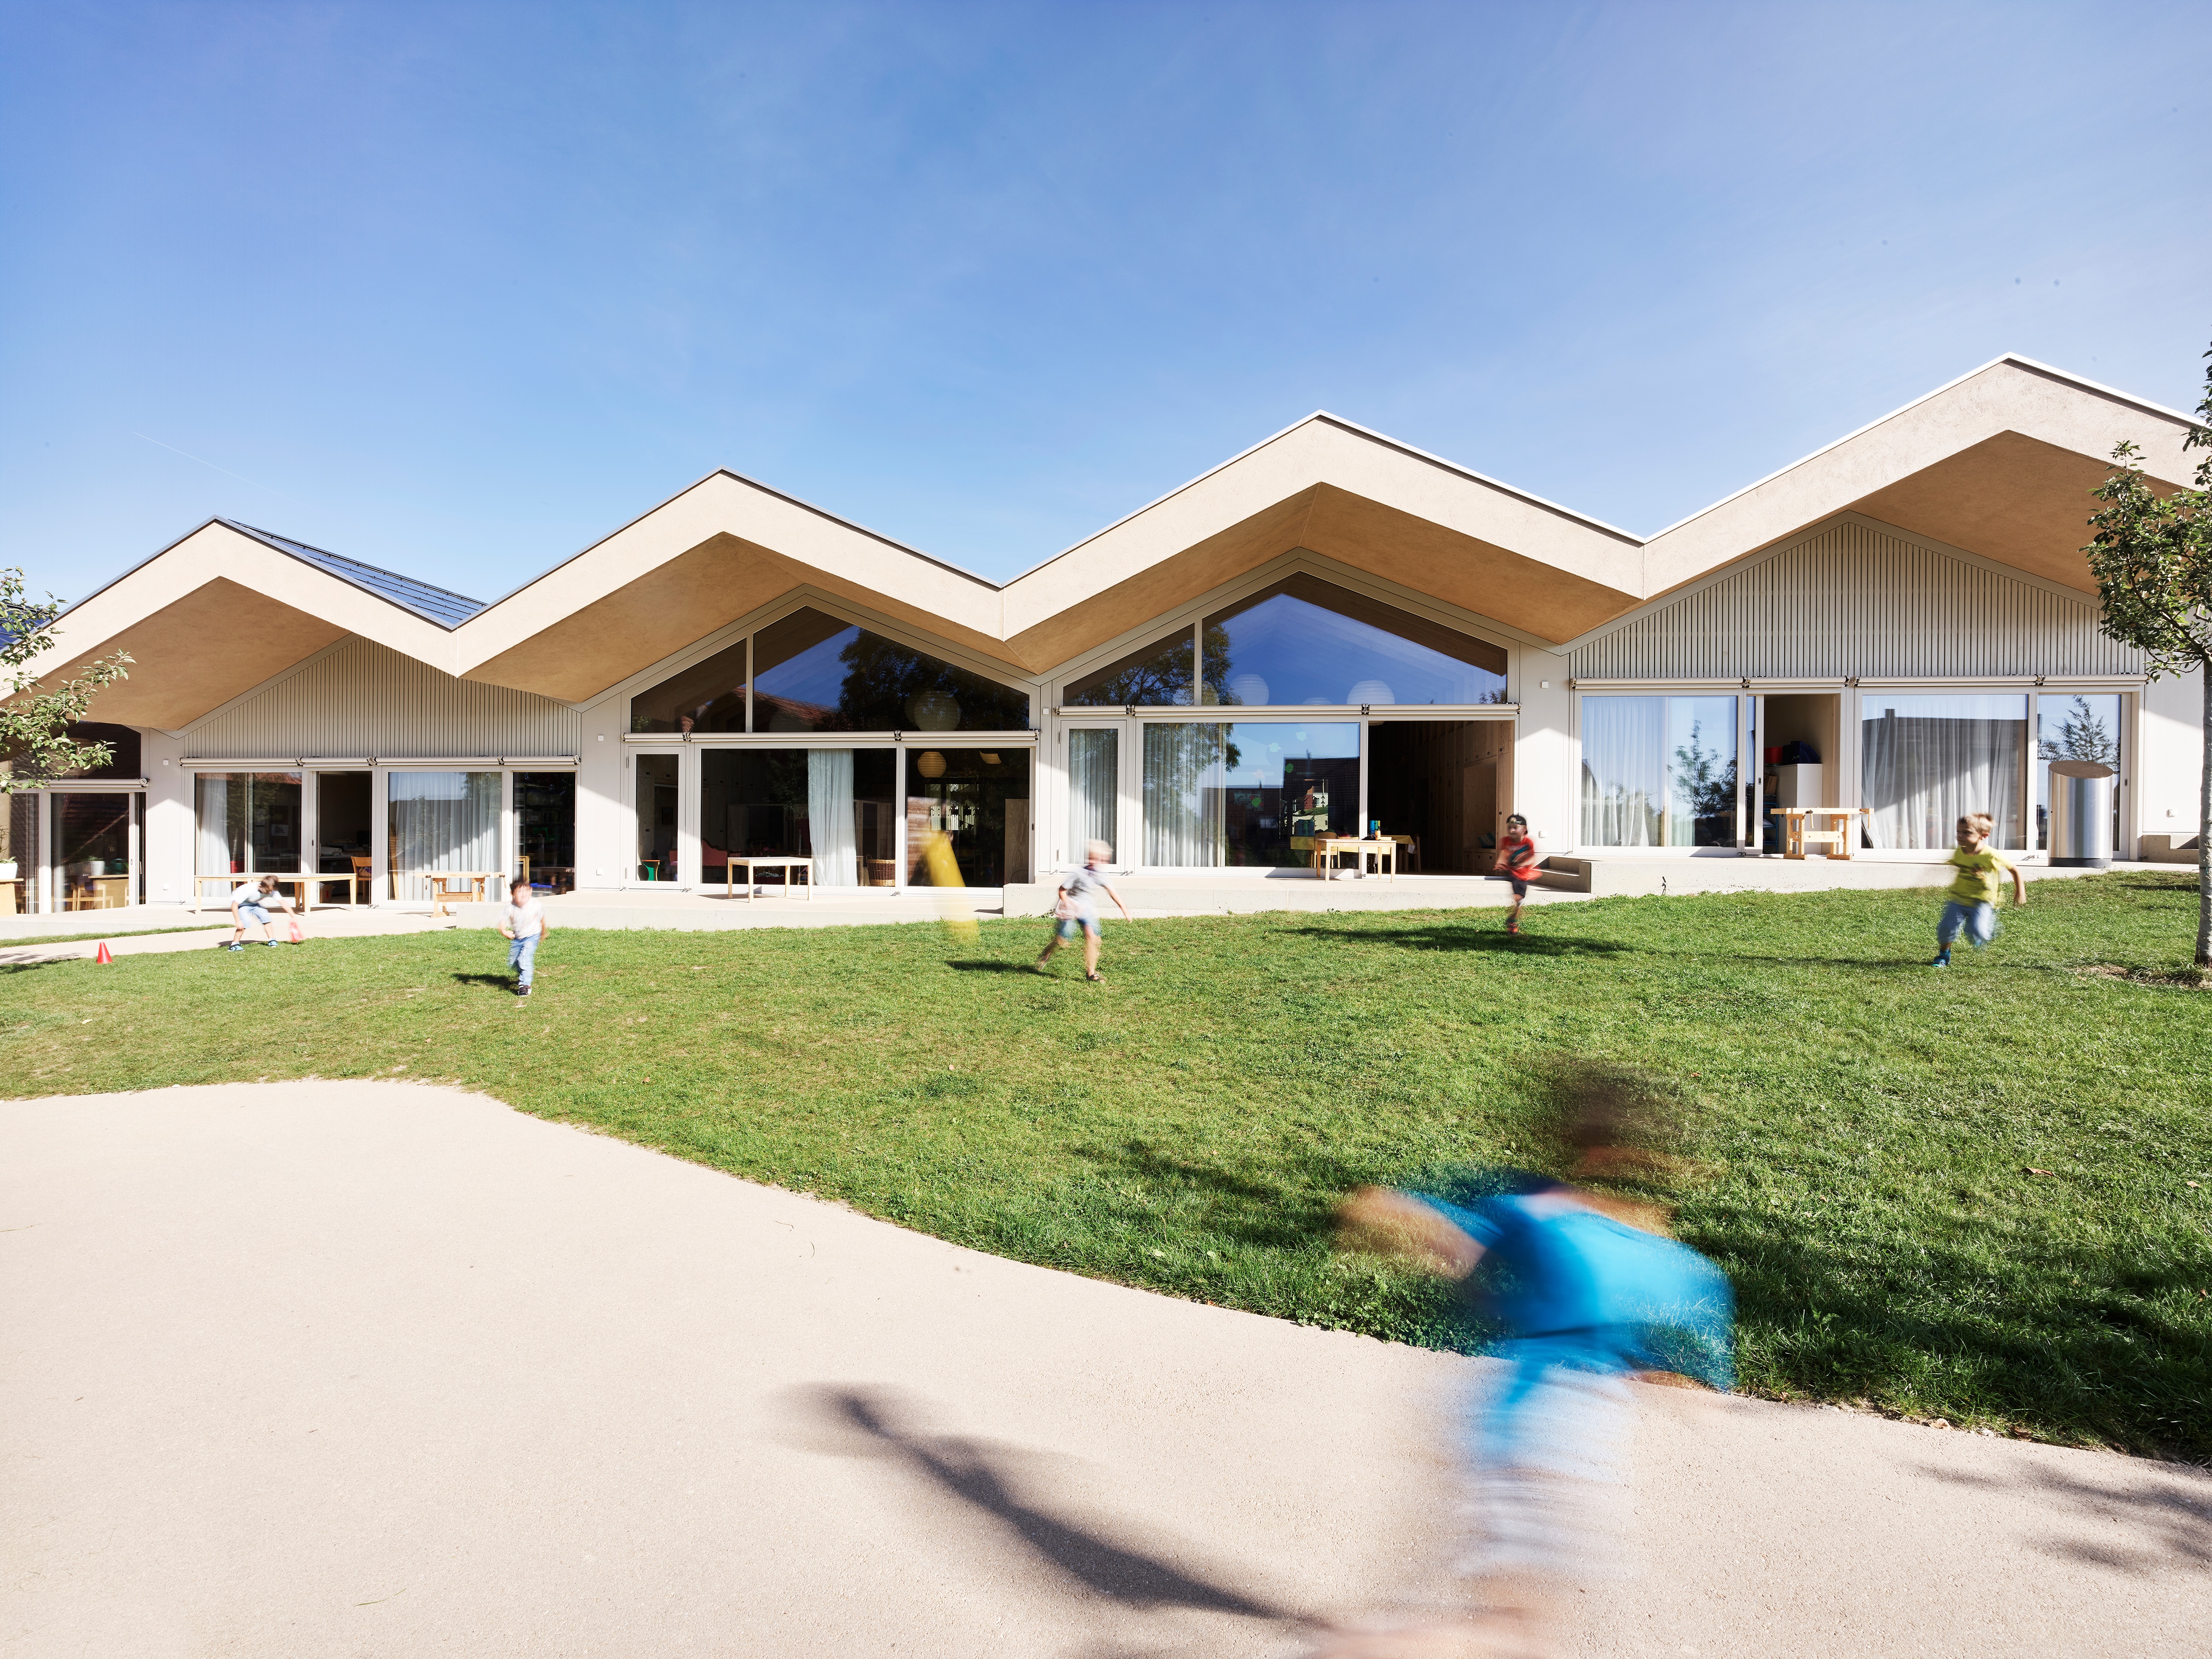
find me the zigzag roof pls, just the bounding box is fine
[28,355,2203,732]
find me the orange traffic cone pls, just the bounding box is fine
[288,917,305,943]
[95,941,114,965]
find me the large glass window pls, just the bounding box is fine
[1579,697,1738,847]
[388,771,501,901]
[701,749,897,890]
[636,754,678,880]
[1203,576,1507,707]
[2035,693,2122,853]
[906,748,1032,887]
[1863,695,2026,851]
[515,771,577,893]
[56,794,138,909]
[1143,720,1359,867]
[630,639,748,734]
[632,609,1031,733]
[1064,632,1198,707]
[195,771,303,875]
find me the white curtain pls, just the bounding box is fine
[1143,724,1227,866]
[1864,697,2025,849]
[196,774,240,876]
[1579,697,1663,847]
[1068,729,1118,860]
[808,748,858,886]
[388,771,501,900]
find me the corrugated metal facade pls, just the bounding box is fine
[185,636,580,758]
[1569,518,2143,681]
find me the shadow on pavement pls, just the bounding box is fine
[1909,1459,2212,1574]
[777,1383,1302,1625]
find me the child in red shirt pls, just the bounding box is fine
[1498,813,1539,935]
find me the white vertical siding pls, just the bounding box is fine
[1570,519,2144,681]
[184,637,580,759]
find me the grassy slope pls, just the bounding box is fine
[4,872,2207,1459]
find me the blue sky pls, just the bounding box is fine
[3,1,2207,607]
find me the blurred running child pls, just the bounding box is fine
[223,875,285,950]
[1932,812,2025,967]
[499,876,551,997]
[1497,813,1540,935]
[1317,1070,1734,1659]
[1035,839,1132,983]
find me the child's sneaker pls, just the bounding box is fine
[221,941,243,951]
[1930,952,1951,968]
[1506,918,1521,936]
[264,939,283,947]
[516,984,532,997]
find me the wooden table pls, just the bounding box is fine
[1769,807,1870,860]
[725,856,814,900]
[197,872,364,912]
[1311,836,1399,880]
[425,871,503,916]
[0,877,25,916]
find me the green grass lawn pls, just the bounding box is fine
[5,873,2208,1460]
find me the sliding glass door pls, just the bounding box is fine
[388,771,501,901]
[1063,722,1123,871]
[699,747,897,891]
[1578,696,1739,847]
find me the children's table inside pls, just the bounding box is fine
[1768,807,1870,860]
[725,856,814,900]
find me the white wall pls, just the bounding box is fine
[2139,666,2207,851]
[142,730,190,907]
[1513,649,1576,852]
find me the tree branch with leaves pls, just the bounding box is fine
[2082,345,2212,968]
[1,569,134,793]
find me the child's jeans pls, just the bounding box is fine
[508,932,540,987]
[1937,900,1997,952]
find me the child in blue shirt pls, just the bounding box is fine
[1313,1080,1733,1658]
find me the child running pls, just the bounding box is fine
[1932,812,2025,967]
[498,876,551,997]
[1496,813,1540,935]
[1314,1070,1734,1658]
[1034,839,1132,983]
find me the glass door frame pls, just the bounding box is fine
[1056,717,1134,875]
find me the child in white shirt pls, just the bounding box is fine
[499,878,550,997]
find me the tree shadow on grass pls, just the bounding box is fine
[1086,1138,1348,1251]
[1703,1218,2212,1463]
[1299,924,1639,958]
[776,1383,1304,1626]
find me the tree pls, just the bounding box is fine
[2082,345,2212,968]
[1,568,131,791]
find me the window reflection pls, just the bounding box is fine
[1144,721,1359,867]
[1063,630,1198,707]
[754,608,1029,732]
[1203,576,1507,706]
[1580,697,1737,847]
[2035,693,2120,852]
[636,754,678,880]
[630,639,747,733]
[906,748,1032,887]
[195,771,303,874]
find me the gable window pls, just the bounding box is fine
[1063,631,1198,707]
[1203,576,1506,707]
[631,606,1029,733]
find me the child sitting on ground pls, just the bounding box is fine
[1932,812,2026,968]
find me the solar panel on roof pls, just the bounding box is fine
[219,521,488,628]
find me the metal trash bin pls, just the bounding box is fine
[2047,759,2115,867]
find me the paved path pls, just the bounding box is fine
[4,1084,2204,1657]
[0,908,453,966]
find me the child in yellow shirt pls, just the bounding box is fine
[1932,812,2026,967]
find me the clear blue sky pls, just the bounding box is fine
[3,1,2207,608]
